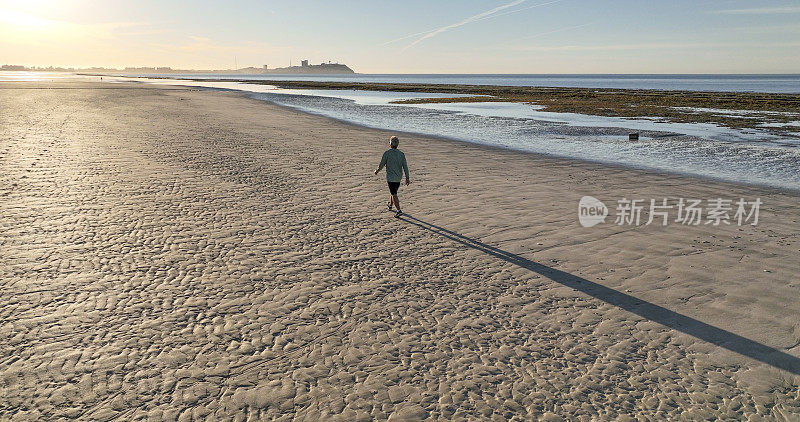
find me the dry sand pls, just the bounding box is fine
[1,80,799,420]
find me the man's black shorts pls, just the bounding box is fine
[387,181,400,195]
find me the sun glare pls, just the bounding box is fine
[0,0,56,12]
[0,8,53,29]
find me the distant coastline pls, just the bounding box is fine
[115,62,356,75]
[1,61,356,75]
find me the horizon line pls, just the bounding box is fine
[3,68,800,77]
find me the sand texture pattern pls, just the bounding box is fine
[1,81,799,420]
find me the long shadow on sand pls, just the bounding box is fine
[400,213,800,376]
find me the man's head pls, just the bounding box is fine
[389,136,399,148]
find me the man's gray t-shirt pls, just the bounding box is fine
[377,148,409,183]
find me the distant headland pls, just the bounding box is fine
[1,60,356,75]
[243,61,355,75]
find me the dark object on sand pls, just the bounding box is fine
[629,133,639,140]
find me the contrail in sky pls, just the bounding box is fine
[389,0,566,50]
[401,0,526,51]
[382,28,442,46]
[468,0,565,25]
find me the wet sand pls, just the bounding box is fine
[1,80,799,420]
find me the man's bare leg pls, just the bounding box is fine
[392,194,401,211]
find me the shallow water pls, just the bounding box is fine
[125,73,800,94]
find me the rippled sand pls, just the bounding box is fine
[1,80,798,420]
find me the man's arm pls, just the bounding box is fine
[374,153,387,175]
[402,155,410,185]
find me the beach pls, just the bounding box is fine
[1,79,799,419]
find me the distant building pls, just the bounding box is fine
[263,65,268,70]
[124,66,172,72]
[301,60,308,67]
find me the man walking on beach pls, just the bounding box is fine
[374,136,410,218]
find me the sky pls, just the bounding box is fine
[1,0,799,73]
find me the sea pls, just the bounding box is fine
[129,73,800,94]
[111,74,800,191]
